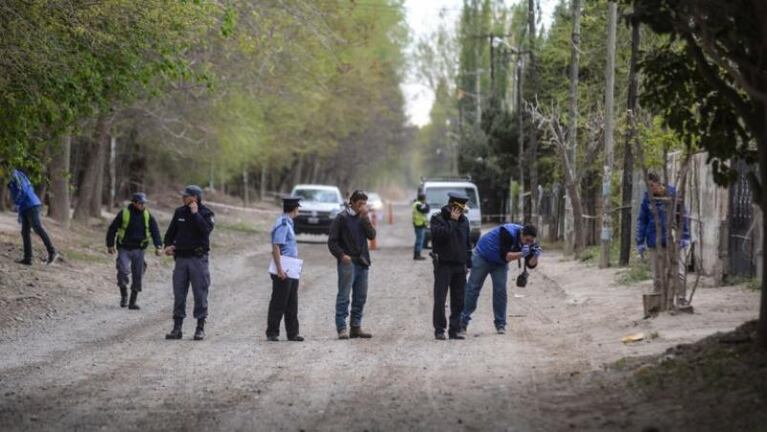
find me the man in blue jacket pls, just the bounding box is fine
[636,173,690,302]
[460,223,540,336]
[7,169,58,265]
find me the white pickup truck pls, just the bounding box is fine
[420,178,482,247]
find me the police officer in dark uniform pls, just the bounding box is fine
[105,192,163,309]
[163,185,215,341]
[266,196,304,342]
[430,192,472,340]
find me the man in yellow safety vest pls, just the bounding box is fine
[106,193,163,309]
[412,192,430,260]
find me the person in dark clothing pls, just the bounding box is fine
[266,196,304,342]
[430,192,472,340]
[106,193,163,309]
[328,190,376,339]
[461,224,540,335]
[163,185,215,341]
[7,169,58,265]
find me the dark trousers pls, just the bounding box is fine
[266,275,300,338]
[172,255,210,320]
[20,206,55,260]
[433,262,466,336]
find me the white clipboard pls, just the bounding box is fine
[269,255,303,280]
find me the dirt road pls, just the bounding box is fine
[0,205,759,431]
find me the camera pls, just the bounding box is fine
[516,270,529,288]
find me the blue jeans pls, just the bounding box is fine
[461,253,509,329]
[414,226,426,255]
[336,262,369,331]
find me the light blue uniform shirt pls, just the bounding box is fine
[271,214,298,258]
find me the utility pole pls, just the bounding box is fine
[517,57,525,222]
[474,42,482,125]
[527,0,540,228]
[599,1,618,269]
[565,0,582,254]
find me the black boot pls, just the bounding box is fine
[414,252,426,261]
[120,286,128,308]
[194,319,205,341]
[165,318,183,340]
[128,290,140,310]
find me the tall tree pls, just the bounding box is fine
[599,1,618,269]
[48,135,71,226]
[565,0,583,254]
[630,0,767,346]
[619,17,641,266]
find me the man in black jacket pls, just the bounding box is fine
[328,190,376,340]
[106,193,163,309]
[430,192,472,340]
[163,185,215,341]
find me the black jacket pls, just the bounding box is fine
[430,205,472,267]
[328,210,376,267]
[106,205,162,250]
[163,203,215,257]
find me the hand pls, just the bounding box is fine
[521,245,531,258]
[341,255,352,265]
[679,239,690,249]
[637,244,646,258]
[531,245,542,257]
[277,269,288,280]
[108,246,115,255]
[189,201,198,214]
[155,248,162,257]
[505,251,520,262]
[450,207,462,221]
[359,205,369,219]
[164,245,176,256]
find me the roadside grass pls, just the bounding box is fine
[63,248,111,264]
[617,260,652,284]
[724,276,761,291]
[217,221,261,234]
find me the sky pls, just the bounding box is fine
[402,0,558,127]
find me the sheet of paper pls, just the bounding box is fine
[269,255,303,280]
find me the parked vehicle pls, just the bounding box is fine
[420,177,482,248]
[290,184,345,235]
[367,192,384,212]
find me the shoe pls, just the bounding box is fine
[350,326,372,339]
[119,287,128,308]
[128,291,140,310]
[450,329,466,340]
[288,335,305,342]
[496,327,506,335]
[338,328,349,340]
[15,258,32,266]
[267,335,279,342]
[435,333,447,340]
[46,252,60,265]
[165,319,183,340]
[193,319,205,340]
[413,253,426,261]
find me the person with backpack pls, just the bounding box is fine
[106,193,163,309]
[7,169,59,266]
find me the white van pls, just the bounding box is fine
[420,177,482,247]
